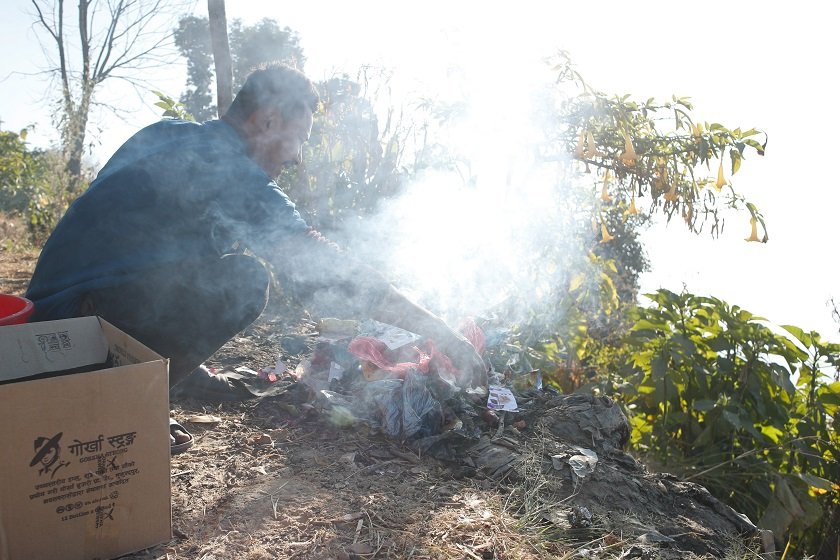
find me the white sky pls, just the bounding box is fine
[1,1,838,341]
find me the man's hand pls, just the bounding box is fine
[439,334,488,389]
[370,285,488,389]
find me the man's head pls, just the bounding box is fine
[224,62,320,177]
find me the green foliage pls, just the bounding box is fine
[152,91,195,121]
[0,128,40,213]
[494,53,770,400]
[0,127,78,245]
[619,289,839,556]
[551,52,768,242]
[280,70,410,238]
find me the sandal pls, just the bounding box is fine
[170,418,193,455]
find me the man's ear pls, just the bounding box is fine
[244,106,271,134]
[261,107,284,133]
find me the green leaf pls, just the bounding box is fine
[692,399,717,411]
[651,356,667,382]
[722,409,744,429]
[568,272,586,292]
[729,149,742,175]
[795,473,835,491]
[781,324,812,347]
[671,333,697,355]
[759,424,784,443]
[631,319,668,332]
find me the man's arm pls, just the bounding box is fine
[371,284,487,388]
[274,230,487,388]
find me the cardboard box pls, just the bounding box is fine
[0,316,171,560]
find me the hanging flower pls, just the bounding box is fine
[663,180,679,202]
[600,170,612,202]
[619,130,637,167]
[624,194,639,216]
[653,159,669,191]
[574,131,585,159]
[600,222,614,243]
[745,217,760,242]
[715,159,727,191]
[584,131,597,159]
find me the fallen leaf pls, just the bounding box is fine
[346,542,374,554]
[251,433,274,446]
[186,414,222,424]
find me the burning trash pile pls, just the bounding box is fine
[288,317,541,458]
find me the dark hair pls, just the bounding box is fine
[225,62,319,123]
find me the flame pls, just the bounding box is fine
[619,130,636,167]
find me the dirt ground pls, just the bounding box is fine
[1,250,766,560]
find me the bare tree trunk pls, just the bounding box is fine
[207,0,232,117]
[63,0,93,192]
[31,0,178,189]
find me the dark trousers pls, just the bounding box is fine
[80,254,269,387]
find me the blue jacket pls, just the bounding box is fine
[26,119,311,320]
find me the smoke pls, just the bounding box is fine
[281,20,593,328]
[325,74,586,326]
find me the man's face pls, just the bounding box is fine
[250,107,314,178]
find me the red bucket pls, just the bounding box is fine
[0,294,34,326]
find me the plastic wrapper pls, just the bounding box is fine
[315,369,444,440]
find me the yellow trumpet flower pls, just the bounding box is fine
[600,170,612,202]
[619,130,636,167]
[691,122,703,139]
[624,195,639,216]
[715,159,726,191]
[654,159,669,190]
[600,222,614,243]
[745,218,760,242]
[574,131,585,159]
[584,131,597,159]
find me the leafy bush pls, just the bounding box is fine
[620,289,839,556]
[0,127,80,245]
